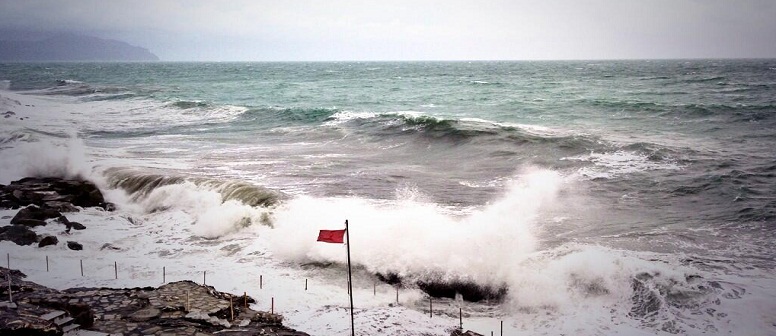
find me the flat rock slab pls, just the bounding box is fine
[1,267,310,336]
[130,307,161,322]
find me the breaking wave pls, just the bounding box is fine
[325,111,600,150]
[104,168,284,208]
[102,168,284,238]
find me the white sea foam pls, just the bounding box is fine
[565,150,683,179]
[0,133,94,184]
[2,88,775,336]
[268,168,561,286]
[3,189,773,336]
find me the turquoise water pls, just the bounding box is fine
[2,60,776,334]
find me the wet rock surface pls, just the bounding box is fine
[1,267,310,336]
[0,177,113,248]
[1,177,110,210]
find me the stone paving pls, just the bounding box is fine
[1,267,307,336]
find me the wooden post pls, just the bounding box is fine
[80,259,84,277]
[203,270,206,285]
[46,256,49,272]
[373,282,376,296]
[114,261,118,279]
[163,267,166,283]
[6,253,9,269]
[500,320,503,336]
[229,294,234,321]
[395,286,399,304]
[429,297,432,318]
[459,308,462,330]
[244,292,247,308]
[271,297,274,314]
[305,279,308,291]
[7,274,12,303]
[260,275,262,289]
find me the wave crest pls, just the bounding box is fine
[104,168,283,208]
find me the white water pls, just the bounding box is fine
[2,90,776,335]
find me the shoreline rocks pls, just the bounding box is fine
[376,272,509,303]
[1,177,113,249]
[1,177,111,210]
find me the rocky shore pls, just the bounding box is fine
[0,177,311,335]
[0,177,112,249]
[1,266,309,336]
[0,176,486,336]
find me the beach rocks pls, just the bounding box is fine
[69,221,86,230]
[0,177,110,210]
[11,218,47,227]
[10,205,62,224]
[67,241,83,251]
[38,235,58,247]
[0,225,38,245]
[417,279,508,302]
[376,272,508,303]
[0,177,116,248]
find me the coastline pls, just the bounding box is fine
[0,176,309,335]
[0,177,478,336]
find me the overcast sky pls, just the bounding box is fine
[1,0,775,61]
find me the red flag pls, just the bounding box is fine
[317,229,346,243]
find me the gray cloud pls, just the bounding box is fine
[1,0,774,61]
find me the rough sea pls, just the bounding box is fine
[1,60,775,335]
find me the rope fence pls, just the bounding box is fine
[3,253,508,335]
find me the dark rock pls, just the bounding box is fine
[38,236,58,248]
[102,202,117,211]
[44,201,79,212]
[451,329,484,336]
[52,179,104,208]
[2,177,105,209]
[100,243,122,251]
[66,303,94,328]
[54,216,70,225]
[13,219,47,227]
[0,200,19,209]
[10,189,44,205]
[376,272,507,302]
[376,272,404,287]
[10,205,61,224]
[66,241,83,251]
[69,222,86,230]
[0,225,39,245]
[417,279,508,302]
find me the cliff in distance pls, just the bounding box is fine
[0,32,159,61]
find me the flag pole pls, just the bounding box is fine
[345,219,355,336]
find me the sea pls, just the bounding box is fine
[1,60,775,335]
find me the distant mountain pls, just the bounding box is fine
[0,32,159,61]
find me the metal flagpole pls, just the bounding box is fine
[345,219,355,336]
